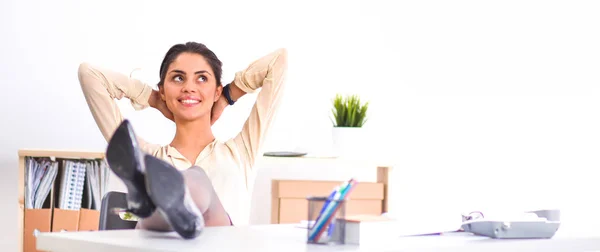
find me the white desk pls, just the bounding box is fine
[37,224,600,252]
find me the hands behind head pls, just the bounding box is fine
[149,90,174,121]
[211,94,229,126]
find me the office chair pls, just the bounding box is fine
[98,191,138,230]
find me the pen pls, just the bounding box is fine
[308,192,342,241]
[308,182,347,241]
[309,179,357,241]
[310,188,338,229]
[310,182,347,228]
[313,179,359,242]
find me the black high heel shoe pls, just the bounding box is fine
[143,154,205,239]
[105,120,156,218]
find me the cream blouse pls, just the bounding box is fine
[78,48,288,225]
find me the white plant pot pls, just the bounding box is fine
[331,127,364,157]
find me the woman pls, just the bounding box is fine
[78,42,287,239]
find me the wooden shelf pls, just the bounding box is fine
[18,149,105,159]
[18,149,106,252]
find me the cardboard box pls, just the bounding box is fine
[78,209,100,231]
[52,209,80,232]
[272,180,384,224]
[23,209,52,252]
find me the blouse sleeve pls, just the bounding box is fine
[78,62,160,153]
[231,48,288,170]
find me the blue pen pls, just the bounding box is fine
[308,182,348,241]
[325,186,349,238]
[314,182,347,223]
[309,188,337,230]
[327,221,335,238]
[323,180,355,240]
[309,192,340,241]
[310,186,339,230]
[321,188,338,215]
[326,180,356,238]
[315,179,357,241]
[309,182,351,241]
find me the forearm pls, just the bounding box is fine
[231,48,288,168]
[79,63,153,109]
[226,82,247,103]
[78,62,153,141]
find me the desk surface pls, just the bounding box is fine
[37,224,600,252]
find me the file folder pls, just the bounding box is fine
[78,208,100,231]
[23,209,51,252]
[52,209,79,232]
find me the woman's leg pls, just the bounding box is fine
[105,120,230,239]
[180,166,232,226]
[136,157,232,236]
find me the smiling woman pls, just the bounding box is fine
[153,43,224,123]
[77,42,288,239]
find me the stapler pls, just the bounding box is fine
[461,209,561,239]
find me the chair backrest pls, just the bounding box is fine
[98,191,138,230]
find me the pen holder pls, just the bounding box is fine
[306,196,346,245]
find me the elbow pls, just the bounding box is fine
[274,48,288,70]
[78,62,91,76]
[77,62,101,90]
[77,62,92,84]
[277,47,288,58]
[277,48,288,63]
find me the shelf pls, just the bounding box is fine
[18,149,108,252]
[18,149,105,159]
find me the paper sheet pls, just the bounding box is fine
[25,157,59,209]
[25,157,109,210]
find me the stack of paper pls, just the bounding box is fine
[338,213,465,245]
[339,215,397,245]
[57,159,109,210]
[24,157,59,209]
[84,159,110,210]
[25,157,110,211]
[57,160,84,210]
[58,160,109,210]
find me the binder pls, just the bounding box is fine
[24,157,58,210]
[52,159,105,233]
[78,162,101,231]
[22,157,56,252]
[57,160,85,210]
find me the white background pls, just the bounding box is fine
[2,0,600,251]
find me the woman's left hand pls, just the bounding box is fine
[211,95,229,125]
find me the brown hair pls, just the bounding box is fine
[158,42,223,87]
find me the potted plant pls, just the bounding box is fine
[330,94,369,156]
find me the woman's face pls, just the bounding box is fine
[160,52,222,122]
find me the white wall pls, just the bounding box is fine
[2,0,600,251]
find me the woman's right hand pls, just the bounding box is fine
[149,89,174,121]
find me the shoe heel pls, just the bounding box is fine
[144,155,203,239]
[105,120,155,217]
